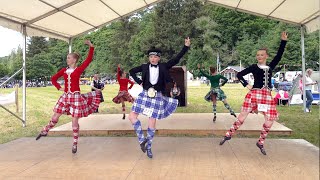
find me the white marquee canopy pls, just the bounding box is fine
[0,0,318,125]
[0,0,319,42]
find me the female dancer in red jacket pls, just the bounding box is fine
[112,64,135,119]
[36,40,101,154]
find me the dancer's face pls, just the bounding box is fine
[67,54,77,66]
[121,72,127,78]
[256,50,268,64]
[149,55,160,65]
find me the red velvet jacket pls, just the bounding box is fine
[117,67,134,91]
[51,47,94,93]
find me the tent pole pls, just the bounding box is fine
[301,26,307,112]
[22,25,27,126]
[68,38,72,53]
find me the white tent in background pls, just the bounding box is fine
[0,0,319,126]
[0,91,16,106]
[0,0,318,41]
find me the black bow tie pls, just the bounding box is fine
[150,64,158,68]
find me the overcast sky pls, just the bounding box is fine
[0,26,23,57]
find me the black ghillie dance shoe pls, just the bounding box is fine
[146,149,153,159]
[219,136,231,145]
[140,139,148,153]
[256,142,267,155]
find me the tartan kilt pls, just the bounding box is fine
[205,87,227,102]
[132,90,178,120]
[242,88,278,121]
[112,91,134,104]
[53,91,101,118]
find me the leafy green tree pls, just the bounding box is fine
[27,53,55,80]
[27,37,48,58]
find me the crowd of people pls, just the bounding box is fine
[0,80,50,88]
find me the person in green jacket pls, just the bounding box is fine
[197,64,237,122]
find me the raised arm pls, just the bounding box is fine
[196,63,209,78]
[117,65,121,81]
[51,68,65,90]
[237,65,253,88]
[268,32,288,70]
[199,69,210,78]
[129,65,143,85]
[78,40,94,73]
[165,37,191,68]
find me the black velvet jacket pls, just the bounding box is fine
[237,40,287,89]
[129,46,189,94]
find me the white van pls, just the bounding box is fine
[272,71,301,83]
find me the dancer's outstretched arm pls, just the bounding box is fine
[78,40,94,73]
[166,37,191,68]
[117,64,121,82]
[269,32,288,70]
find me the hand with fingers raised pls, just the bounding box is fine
[185,37,191,47]
[84,40,94,47]
[281,31,288,41]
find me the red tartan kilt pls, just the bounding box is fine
[241,88,278,121]
[53,91,101,118]
[112,91,134,104]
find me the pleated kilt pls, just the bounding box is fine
[242,88,278,121]
[112,91,134,104]
[204,87,227,102]
[132,90,178,119]
[53,91,101,118]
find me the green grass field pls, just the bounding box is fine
[0,83,319,146]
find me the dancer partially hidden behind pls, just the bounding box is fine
[220,32,288,155]
[197,64,236,122]
[112,64,135,119]
[129,37,191,158]
[36,40,101,154]
[91,74,105,113]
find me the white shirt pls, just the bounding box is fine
[91,80,96,88]
[65,68,75,93]
[305,76,313,90]
[66,68,75,74]
[149,64,159,85]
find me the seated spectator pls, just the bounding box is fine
[170,82,181,106]
[274,90,289,106]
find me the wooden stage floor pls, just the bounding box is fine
[0,137,318,180]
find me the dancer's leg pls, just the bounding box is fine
[121,100,126,119]
[219,111,250,145]
[222,99,236,117]
[211,94,217,122]
[129,112,147,152]
[36,113,62,140]
[72,117,80,154]
[256,115,274,155]
[146,118,156,158]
